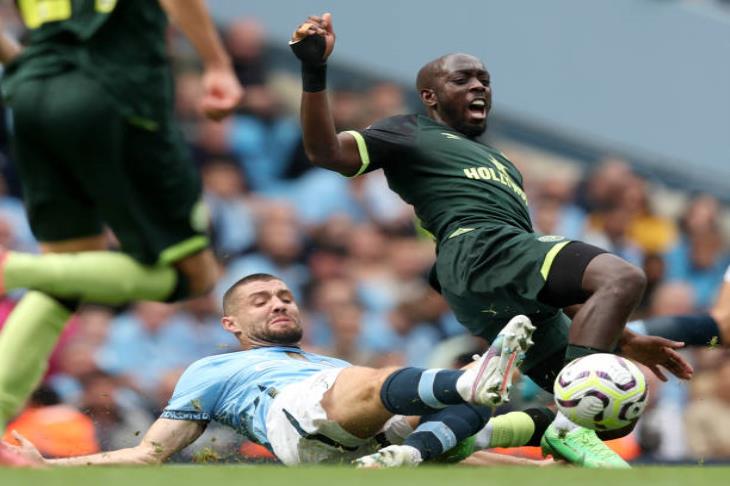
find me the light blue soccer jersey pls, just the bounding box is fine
[161,346,350,447]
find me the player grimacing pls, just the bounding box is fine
[289,13,692,467]
[1,274,558,468]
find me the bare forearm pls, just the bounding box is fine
[460,450,555,467]
[47,446,161,466]
[159,0,230,69]
[300,91,342,167]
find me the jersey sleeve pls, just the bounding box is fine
[161,359,223,422]
[343,115,417,177]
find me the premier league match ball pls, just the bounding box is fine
[553,353,648,431]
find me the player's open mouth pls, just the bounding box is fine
[467,99,488,120]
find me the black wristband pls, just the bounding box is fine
[301,62,327,92]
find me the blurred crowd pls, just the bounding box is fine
[0,14,730,465]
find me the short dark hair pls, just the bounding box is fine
[222,273,281,314]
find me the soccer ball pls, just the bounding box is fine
[553,353,648,431]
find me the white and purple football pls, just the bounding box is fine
[554,353,648,431]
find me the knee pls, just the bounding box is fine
[188,269,217,297]
[604,263,647,303]
[177,250,219,298]
[374,367,402,393]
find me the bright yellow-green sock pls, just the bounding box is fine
[475,408,555,449]
[485,411,536,447]
[2,251,177,305]
[0,291,70,432]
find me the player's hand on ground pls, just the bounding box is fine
[290,12,335,63]
[620,334,694,381]
[200,66,244,121]
[1,431,45,466]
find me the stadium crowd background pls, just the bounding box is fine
[0,1,730,465]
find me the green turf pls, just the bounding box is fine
[0,465,728,486]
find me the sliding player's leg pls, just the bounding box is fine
[347,316,535,467]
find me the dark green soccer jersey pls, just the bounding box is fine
[3,0,171,125]
[348,114,532,243]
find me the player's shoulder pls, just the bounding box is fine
[183,350,248,375]
[366,114,419,134]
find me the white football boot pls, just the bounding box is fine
[464,314,535,406]
[353,445,422,468]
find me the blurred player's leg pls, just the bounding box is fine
[1,250,177,304]
[0,291,70,431]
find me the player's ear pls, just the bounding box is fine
[221,315,239,334]
[420,88,437,108]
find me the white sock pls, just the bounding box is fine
[552,411,579,432]
[455,367,476,402]
[473,423,493,450]
[397,445,423,465]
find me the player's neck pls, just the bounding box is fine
[245,339,302,351]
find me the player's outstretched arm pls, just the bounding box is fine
[290,13,363,176]
[460,450,559,467]
[3,418,205,466]
[159,0,243,120]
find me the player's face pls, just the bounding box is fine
[229,280,303,346]
[434,55,491,137]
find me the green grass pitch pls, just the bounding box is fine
[1,465,728,486]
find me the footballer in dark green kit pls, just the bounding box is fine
[0,0,242,439]
[290,12,693,467]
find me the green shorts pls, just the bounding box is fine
[7,68,207,265]
[435,225,572,372]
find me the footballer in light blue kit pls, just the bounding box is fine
[162,346,351,449]
[1,273,556,468]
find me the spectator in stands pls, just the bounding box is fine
[345,224,393,312]
[95,302,202,399]
[217,203,309,300]
[225,18,268,88]
[583,204,644,267]
[201,159,257,260]
[228,82,301,194]
[621,175,678,255]
[531,176,586,240]
[180,294,239,356]
[191,117,237,167]
[665,195,730,308]
[576,157,632,215]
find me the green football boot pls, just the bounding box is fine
[541,424,630,469]
[431,436,477,463]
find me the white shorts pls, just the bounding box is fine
[265,368,413,465]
